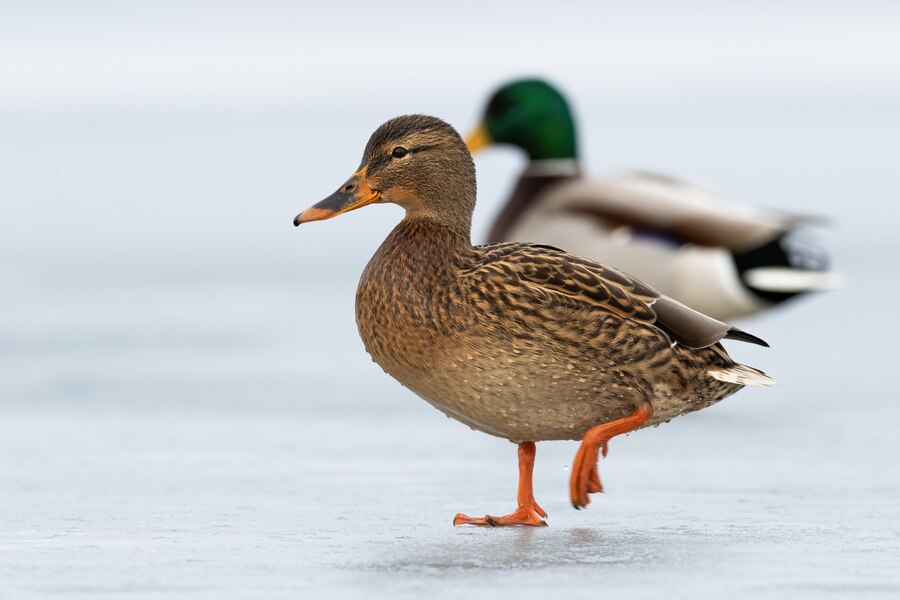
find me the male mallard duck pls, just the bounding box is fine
[295,115,773,526]
[467,79,835,321]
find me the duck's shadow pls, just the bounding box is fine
[356,525,674,573]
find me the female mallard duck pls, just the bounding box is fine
[467,79,835,321]
[295,115,773,526]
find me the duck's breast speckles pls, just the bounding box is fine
[354,219,746,441]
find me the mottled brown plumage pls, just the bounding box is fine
[357,221,765,442]
[296,114,773,525]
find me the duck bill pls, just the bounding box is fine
[294,167,381,225]
[464,123,492,153]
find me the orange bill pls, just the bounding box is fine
[294,166,381,225]
[464,123,492,153]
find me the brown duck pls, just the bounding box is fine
[295,115,773,527]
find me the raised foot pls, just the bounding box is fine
[570,441,603,509]
[587,463,603,494]
[569,406,653,510]
[453,504,548,527]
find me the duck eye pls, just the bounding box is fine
[391,146,409,159]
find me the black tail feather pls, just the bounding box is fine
[724,327,769,347]
[732,231,829,304]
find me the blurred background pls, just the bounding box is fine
[1,1,898,597]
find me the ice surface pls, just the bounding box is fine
[2,78,899,599]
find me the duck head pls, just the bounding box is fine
[295,115,476,232]
[467,79,578,161]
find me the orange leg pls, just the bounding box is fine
[587,463,603,494]
[453,441,548,527]
[586,441,611,492]
[570,404,653,509]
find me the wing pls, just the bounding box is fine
[469,242,767,350]
[533,171,818,251]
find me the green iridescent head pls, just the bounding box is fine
[467,79,578,161]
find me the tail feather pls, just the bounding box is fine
[743,267,842,293]
[709,364,775,387]
[732,231,834,304]
[724,326,769,347]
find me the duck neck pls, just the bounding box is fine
[382,214,475,272]
[406,214,473,250]
[485,165,581,244]
[518,116,578,161]
[523,158,581,177]
[524,136,578,162]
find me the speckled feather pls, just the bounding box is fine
[356,216,764,442]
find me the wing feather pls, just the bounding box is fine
[534,171,808,251]
[472,242,767,349]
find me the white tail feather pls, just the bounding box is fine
[709,365,775,387]
[743,267,842,292]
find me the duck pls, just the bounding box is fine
[466,78,835,321]
[294,114,773,527]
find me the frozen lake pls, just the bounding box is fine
[2,100,899,597]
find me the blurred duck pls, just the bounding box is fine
[467,79,835,321]
[295,115,773,526]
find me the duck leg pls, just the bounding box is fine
[570,404,653,509]
[587,462,603,493]
[453,441,548,527]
